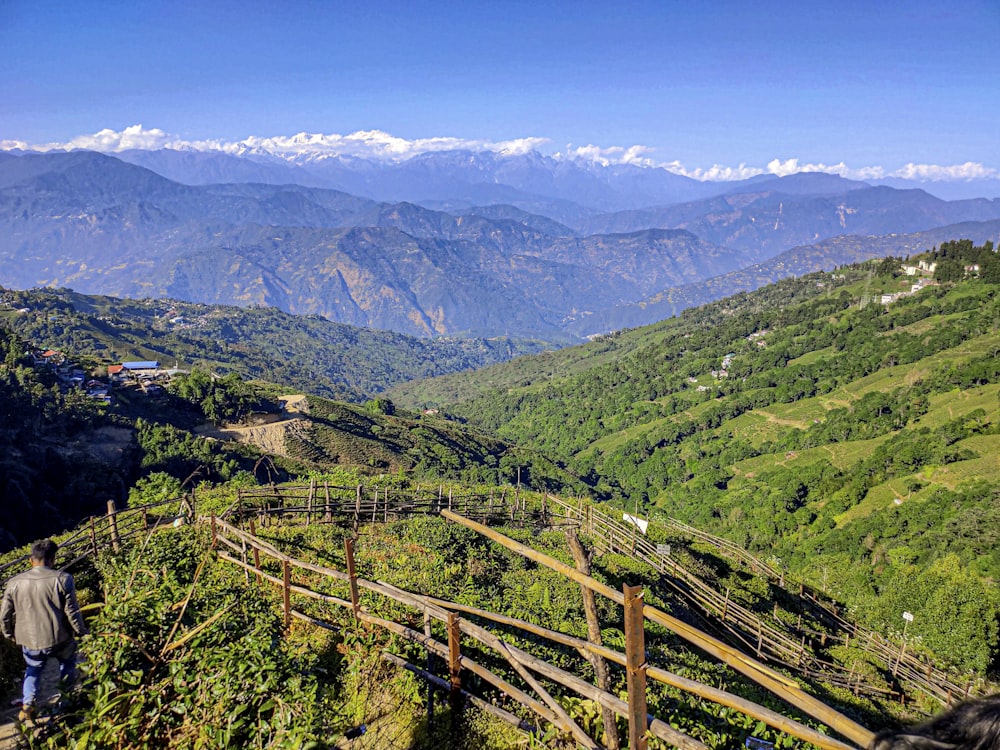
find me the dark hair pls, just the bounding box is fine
[870,695,1000,750]
[29,539,58,566]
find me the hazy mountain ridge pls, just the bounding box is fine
[4,150,1000,340]
[0,152,744,338]
[566,220,1000,335]
[582,185,1000,257]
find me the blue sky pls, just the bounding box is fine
[1,0,998,179]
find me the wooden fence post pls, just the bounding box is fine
[241,537,249,582]
[567,527,620,749]
[624,584,648,750]
[89,516,99,557]
[345,537,361,620]
[307,477,315,526]
[282,558,291,630]
[424,606,435,724]
[447,612,463,716]
[324,481,332,522]
[354,485,362,533]
[248,520,262,583]
[107,500,121,552]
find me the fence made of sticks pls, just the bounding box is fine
[0,496,191,584]
[628,507,981,706]
[226,482,985,708]
[208,513,869,750]
[1,481,984,748]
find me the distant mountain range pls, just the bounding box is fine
[2,149,999,341]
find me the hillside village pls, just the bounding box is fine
[23,346,186,404]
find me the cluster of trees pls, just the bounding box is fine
[167,368,271,424]
[931,239,1000,283]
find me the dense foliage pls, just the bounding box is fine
[0,287,549,402]
[425,246,1000,674]
[21,527,332,748]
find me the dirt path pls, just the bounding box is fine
[0,658,63,749]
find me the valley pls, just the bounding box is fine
[1,153,998,750]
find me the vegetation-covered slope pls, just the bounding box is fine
[0,287,548,402]
[396,241,1000,673]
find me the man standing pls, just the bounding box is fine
[1,539,88,722]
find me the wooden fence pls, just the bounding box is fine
[0,497,190,586]
[602,504,982,706]
[3,481,987,747]
[208,514,866,750]
[225,483,985,708]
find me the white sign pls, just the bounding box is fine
[902,611,914,622]
[622,513,648,535]
[657,544,671,556]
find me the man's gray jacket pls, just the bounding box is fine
[1,566,88,650]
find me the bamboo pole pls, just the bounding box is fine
[424,606,435,724]
[447,613,462,695]
[567,527,620,749]
[247,520,263,582]
[107,500,121,552]
[89,516,99,558]
[490,632,598,749]
[282,558,291,629]
[381,651,533,733]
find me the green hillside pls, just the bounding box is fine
[3,244,999,749]
[0,323,566,548]
[0,287,549,402]
[398,242,1000,674]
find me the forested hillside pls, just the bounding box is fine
[0,321,558,548]
[397,241,1000,674]
[0,287,547,402]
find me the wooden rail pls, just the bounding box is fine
[210,516,863,750]
[655,516,980,705]
[223,483,985,707]
[542,494,982,706]
[0,496,189,587]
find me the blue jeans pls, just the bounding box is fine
[22,640,77,707]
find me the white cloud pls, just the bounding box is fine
[16,124,181,152]
[766,158,853,177]
[2,125,996,185]
[0,125,550,162]
[557,143,657,167]
[892,161,997,181]
[664,162,766,181]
